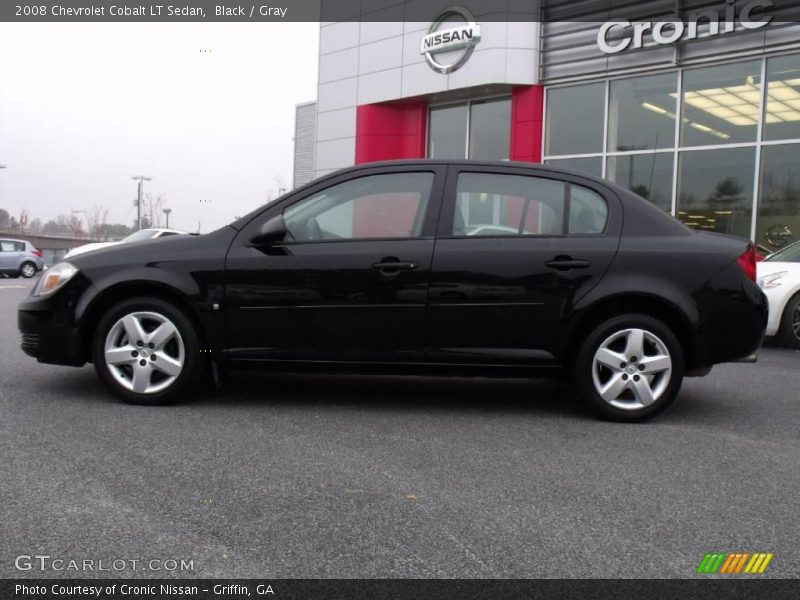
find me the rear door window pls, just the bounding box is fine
[451,172,608,237]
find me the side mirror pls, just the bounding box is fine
[249,215,288,246]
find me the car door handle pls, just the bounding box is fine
[545,257,591,270]
[371,260,419,273]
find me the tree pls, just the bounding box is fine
[87,204,109,238]
[67,213,84,238]
[96,223,133,239]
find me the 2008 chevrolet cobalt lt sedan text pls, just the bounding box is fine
[18,161,767,421]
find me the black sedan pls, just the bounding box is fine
[18,160,767,421]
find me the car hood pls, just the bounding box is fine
[757,261,800,279]
[65,241,119,258]
[66,227,234,271]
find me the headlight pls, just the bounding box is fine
[757,271,788,289]
[33,262,79,297]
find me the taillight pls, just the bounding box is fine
[736,244,757,282]
[31,249,42,257]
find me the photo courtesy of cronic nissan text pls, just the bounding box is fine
[1,1,799,599]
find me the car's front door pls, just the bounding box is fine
[427,166,622,364]
[225,166,445,362]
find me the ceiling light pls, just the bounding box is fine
[775,110,800,122]
[728,115,758,125]
[768,87,800,101]
[732,90,761,103]
[641,102,668,115]
[685,96,719,109]
[688,121,731,139]
[705,106,739,119]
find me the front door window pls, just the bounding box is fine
[283,172,435,242]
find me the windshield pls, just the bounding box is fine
[765,241,800,263]
[121,230,158,243]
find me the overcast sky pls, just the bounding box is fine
[0,22,319,233]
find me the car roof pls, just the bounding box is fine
[343,158,586,174]
[0,237,29,244]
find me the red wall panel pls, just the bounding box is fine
[509,84,544,164]
[354,101,428,164]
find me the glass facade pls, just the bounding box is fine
[428,104,468,159]
[428,97,511,160]
[543,53,800,252]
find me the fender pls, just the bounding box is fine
[73,263,227,356]
[557,272,699,363]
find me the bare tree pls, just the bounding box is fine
[87,204,109,238]
[144,193,167,228]
[67,213,85,238]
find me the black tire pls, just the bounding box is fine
[778,293,800,350]
[574,314,685,422]
[19,262,37,278]
[92,297,202,405]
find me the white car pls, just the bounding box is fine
[757,241,800,349]
[64,228,186,259]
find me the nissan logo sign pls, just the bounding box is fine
[420,6,481,74]
[597,0,773,54]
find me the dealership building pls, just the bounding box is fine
[293,0,800,251]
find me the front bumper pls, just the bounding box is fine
[18,289,87,367]
[761,286,786,337]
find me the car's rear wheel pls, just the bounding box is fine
[575,314,685,422]
[778,293,800,349]
[19,262,37,278]
[92,297,201,405]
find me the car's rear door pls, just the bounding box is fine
[427,165,622,364]
[225,164,446,362]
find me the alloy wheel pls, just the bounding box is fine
[21,263,35,278]
[591,328,672,411]
[104,311,185,394]
[793,304,800,341]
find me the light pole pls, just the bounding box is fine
[132,175,152,230]
[163,208,172,228]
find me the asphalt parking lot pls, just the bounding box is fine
[1,276,799,579]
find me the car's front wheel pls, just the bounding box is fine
[19,262,37,278]
[575,314,685,422]
[92,297,201,405]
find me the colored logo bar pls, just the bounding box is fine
[696,552,773,574]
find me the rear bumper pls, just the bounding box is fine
[684,262,768,368]
[18,293,86,367]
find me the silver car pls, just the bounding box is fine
[0,238,45,278]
